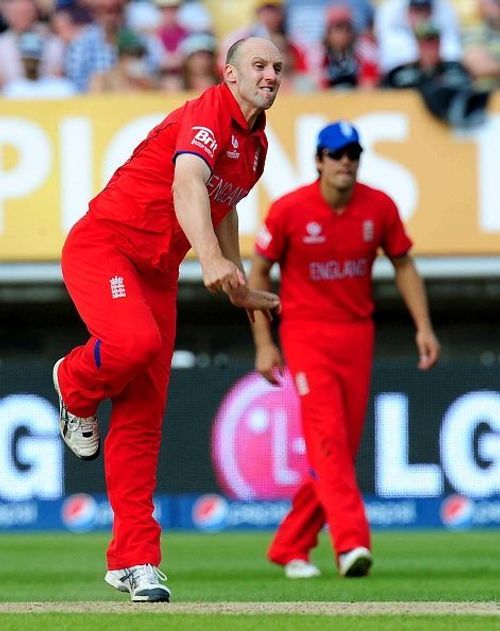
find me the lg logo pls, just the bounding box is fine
[0,394,63,500]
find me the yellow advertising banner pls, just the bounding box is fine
[0,90,499,261]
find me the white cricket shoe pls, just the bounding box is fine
[284,559,321,579]
[338,547,372,577]
[105,564,171,602]
[53,358,100,460]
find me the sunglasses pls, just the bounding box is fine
[324,145,363,161]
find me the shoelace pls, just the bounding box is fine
[130,564,167,586]
[67,416,97,434]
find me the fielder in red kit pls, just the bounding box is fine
[52,37,283,602]
[249,121,440,579]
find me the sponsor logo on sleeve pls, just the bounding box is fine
[191,126,218,158]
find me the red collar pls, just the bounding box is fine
[220,82,267,133]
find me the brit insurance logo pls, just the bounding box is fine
[303,222,326,244]
[226,134,240,160]
[191,126,218,158]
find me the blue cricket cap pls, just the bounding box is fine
[317,121,362,152]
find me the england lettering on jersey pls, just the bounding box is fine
[309,258,368,281]
[206,174,249,207]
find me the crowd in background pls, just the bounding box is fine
[0,0,498,107]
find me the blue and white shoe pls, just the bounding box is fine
[105,564,171,602]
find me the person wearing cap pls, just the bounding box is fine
[53,36,283,602]
[0,0,64,87]
[179,32,219,91]
[89,28,156,91]
[65,0,160,92]
[249,120,440,579]
[374,0,462,79]
[3,30,76,97]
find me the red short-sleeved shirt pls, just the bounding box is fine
[255,180,412,322]
[89,83,268,268]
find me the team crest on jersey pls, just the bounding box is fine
[109,276,126,299]
[303,221,326,244]
[363,220,374,242]
[226,134,240,159]
[256,224,273,249]
[191,126,218,158]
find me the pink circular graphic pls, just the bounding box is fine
[62,493,97,532]
[440,494,474,530]
[212,370,308,500]
[192,494,228,531]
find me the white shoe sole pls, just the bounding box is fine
[105,571,129,593]
[284,561,321,579]
[105,571,171,602]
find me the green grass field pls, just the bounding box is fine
[1,530,499,629]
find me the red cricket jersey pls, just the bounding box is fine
[88,83,268,269]
[255,179,412,322]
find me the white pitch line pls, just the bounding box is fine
[0,602,499,616]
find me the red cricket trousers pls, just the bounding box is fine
[58,214,178,569]
[268,318,374,565]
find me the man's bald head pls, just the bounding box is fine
[225,36,281,68]
[223,36,284,125]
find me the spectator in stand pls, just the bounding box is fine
[374,0,463,80]
[320,4,379,88]
[52,4,91,83]
[219,1,288,66]
[462,0,500,90]
[89,27,156,91]
[52,4,92,46]
[155,0,189,81]
[65,0,158,92]
[0,0,64,87]
[269,30,316,91]
[177,0,213,34]
[286,0,375,48]
[179,31,219,91]
[384,19,490,127]
[249,0,287,39]
[3,29,76,96]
